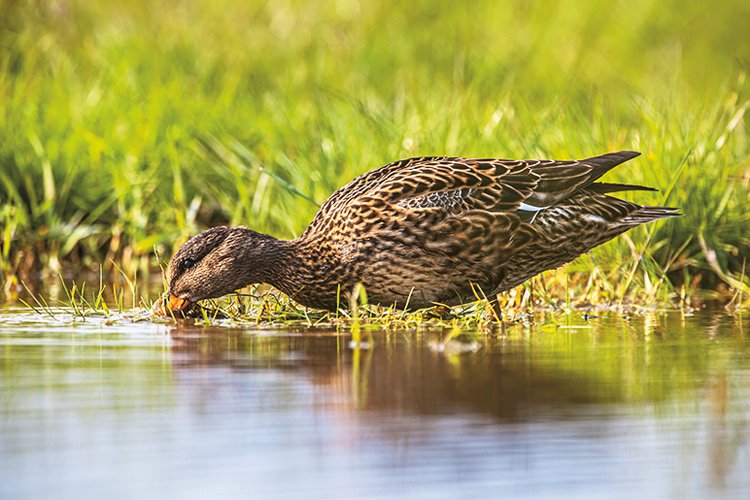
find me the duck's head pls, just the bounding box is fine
[163,226,280,314]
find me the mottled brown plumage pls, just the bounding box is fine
[162,150,678,313]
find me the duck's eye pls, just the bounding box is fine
[182,257,197,269]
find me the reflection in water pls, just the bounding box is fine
[0,310,748,499]
[168,328,625,421]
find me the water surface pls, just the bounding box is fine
[1,309,748,499]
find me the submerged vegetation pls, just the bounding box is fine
[1,0,749,309]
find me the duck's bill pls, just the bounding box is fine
[151,293,188,314]
[152,294,194,317]
[166,294,191,313]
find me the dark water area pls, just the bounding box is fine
[1,309,748,499]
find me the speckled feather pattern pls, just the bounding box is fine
[167,151,679,311]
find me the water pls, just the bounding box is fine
[1,309,748,499]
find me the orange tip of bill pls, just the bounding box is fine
[167,294,191,313]
[153,294,191,316]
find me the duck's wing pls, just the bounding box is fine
[387,151,645,213]
[306,150,644,233]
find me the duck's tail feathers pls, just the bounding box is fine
[620,206,682,225]
[588,182,658,194]
[581,150,641,183]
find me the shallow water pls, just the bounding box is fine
[1,309,748,499]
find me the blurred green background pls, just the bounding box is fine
[1,0,749,302]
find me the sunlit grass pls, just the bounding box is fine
[1,0,749,307]
[19,267,733,333]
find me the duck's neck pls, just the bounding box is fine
[245,233,338,310]
[235,232,296,285]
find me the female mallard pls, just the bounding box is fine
[161,150,678,314]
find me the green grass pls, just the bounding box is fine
[22,271,700,333]
[1,0,749,308]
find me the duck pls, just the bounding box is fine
[160,150,678,315]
